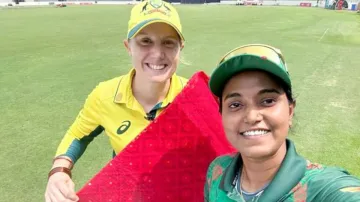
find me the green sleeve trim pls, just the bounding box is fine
[65,125,104,163]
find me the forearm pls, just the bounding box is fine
[53,85,103,164]
[54,125,103,164]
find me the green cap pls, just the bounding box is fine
[209,44,291,98]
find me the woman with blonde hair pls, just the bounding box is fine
[45,0,188,201]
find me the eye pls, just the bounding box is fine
[228,102,243,109]
[163,39,177,48]
[261,98,276,106]
[139,37,152,45]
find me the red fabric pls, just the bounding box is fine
[76,71,235,202]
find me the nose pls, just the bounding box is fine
[243,107,262,125]
[151,43,165,59]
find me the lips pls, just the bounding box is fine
[145,63,168,70]
[240,129,270,137]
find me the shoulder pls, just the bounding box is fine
[89,76,125,102]
[308,164,358,181]
[206,153,237,179]
[209,153,236,167]
[302,160,357,184]
[306,163,360,201]
[173,74,189,88]
[309,165,360,185]
[303,160,325,176]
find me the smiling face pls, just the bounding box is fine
[124,22,183,83]
[221,70,295,159]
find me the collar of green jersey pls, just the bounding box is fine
[219,139,307,202]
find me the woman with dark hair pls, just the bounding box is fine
[205,44,360,202]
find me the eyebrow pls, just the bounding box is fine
[223,88,281,101]
[165,36,179,40]
[135,33,149,38]
[258,88,281,95]
[224,92,241,101]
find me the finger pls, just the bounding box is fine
[49,191,59,202]
[59,181,78,201]
[64,199,79,202]
[45,192,51,202]
[66,180,79,201]
[68,180,75,191]
[50,185,67,202]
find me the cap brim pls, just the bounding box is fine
[127,18,184,41]
[209,54,291,97]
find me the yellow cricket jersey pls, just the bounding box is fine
[55,69,188,163]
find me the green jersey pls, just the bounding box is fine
[204,139,360,202]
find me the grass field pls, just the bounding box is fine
[0,4,359,202]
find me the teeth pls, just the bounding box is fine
[148,64,166,70]
[242,130,268,136]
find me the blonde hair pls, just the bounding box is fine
[179,54,192,66]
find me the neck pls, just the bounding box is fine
[132,74,170,113]
[240,142,287,193]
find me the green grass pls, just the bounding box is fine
[1,5,360,202]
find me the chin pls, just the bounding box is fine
[240,147,277,159]
[148,74,172,83]
[239,141,286,160]
[149,71,175,83]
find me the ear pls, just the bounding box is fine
[123,39,131,56]
[180,41,185,51]
[288,101,296,127]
